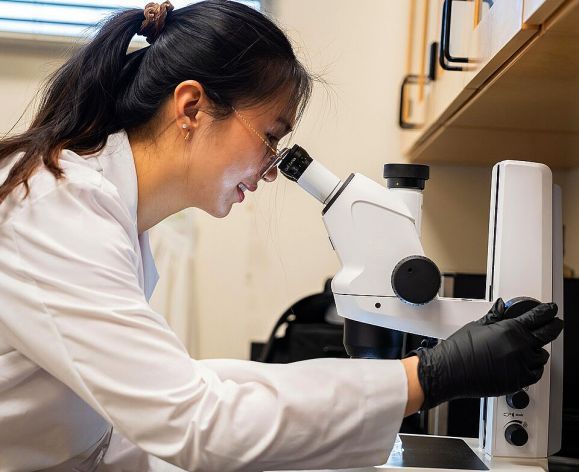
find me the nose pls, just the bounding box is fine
[262,166,278,183]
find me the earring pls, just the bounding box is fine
[181,123,190,141]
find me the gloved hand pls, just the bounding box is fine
[414,299,563,410]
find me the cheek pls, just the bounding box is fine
[197,123,265,187]
[200,152,255,202]
[220,147,264,183]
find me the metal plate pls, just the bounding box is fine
[386,434,488,470]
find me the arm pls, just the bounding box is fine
[0,181,408,471]
[401,356,424,416]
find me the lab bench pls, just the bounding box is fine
[277,434,579,472]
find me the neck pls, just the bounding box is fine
[128,127,187,233]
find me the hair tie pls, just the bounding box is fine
[139,1,174,44]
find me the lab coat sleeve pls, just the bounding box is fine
[0,180,407,471]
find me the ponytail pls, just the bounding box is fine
[0,8,143,202]
[0,0,312,204]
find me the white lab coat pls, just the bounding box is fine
[149,212,198,356]
[0,131,407,472]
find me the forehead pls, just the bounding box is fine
[238,93,297,130]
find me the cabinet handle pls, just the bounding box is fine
[399,42,437,130]
[428,41,439,81]
[399,74,428,129]
[439,0,471,71]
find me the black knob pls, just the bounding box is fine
[504,297,540,319]
[391,255,441,305]
[505,423,528,447]
[383,163,430,190]
[506,390,530,410]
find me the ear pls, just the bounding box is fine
[173,80,209,131]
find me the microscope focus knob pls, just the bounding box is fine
[504,297,541,318]
[505,423,528,447]
[391,255,441,305]
[506,390,530,410]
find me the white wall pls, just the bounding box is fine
[1,2,576,361]
[194,0,413,359]
[193,0,493,359]
[0,39,67,134]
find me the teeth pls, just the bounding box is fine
[238,183,248,192]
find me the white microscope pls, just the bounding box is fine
[277,145,564,470]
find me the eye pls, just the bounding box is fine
[266,133,280,147]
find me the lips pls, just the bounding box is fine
[236,184,246,202]
[236,182,258,203]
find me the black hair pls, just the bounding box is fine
[0,0,312,203]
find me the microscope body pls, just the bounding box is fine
[279,146,563,460]
[323,172,491,340]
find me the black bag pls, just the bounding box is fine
[258,280,348,363]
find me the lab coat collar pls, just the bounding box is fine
[96,130,159,301]
[96,131,139,224]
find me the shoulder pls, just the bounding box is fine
[0,148,133,236]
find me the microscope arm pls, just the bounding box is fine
[335,294,492,340]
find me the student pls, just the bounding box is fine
[0,1,562,470]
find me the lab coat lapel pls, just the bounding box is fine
[139,232,159,302]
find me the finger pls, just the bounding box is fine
[527,348,550,368]
[530,317,563,347]
[526,366,545,386]
[477,298,506,325]
[515,303,558,330]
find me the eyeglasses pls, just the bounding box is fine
[232,107,288,180]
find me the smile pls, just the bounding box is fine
[237,183,246,202]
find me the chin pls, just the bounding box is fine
[206,203,233,219]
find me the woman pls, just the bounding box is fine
[0,1,562,471]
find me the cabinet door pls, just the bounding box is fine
[524,0,567,24]
[463,0,536,90]
[428,0,475,127]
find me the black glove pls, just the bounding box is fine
[415,299,563,410]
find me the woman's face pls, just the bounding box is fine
[187,99,295,218]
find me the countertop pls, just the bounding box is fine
[276,434,579,472]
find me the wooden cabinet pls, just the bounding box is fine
[463,0,535,90]
[400,0,578,168]
[524,0,567,24]
[401,0,537,147]
[400,0,474,151]
[428,0,474,126]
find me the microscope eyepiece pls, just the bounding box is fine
[383,163,429,190]
[277,144,342,205]
[278,144,313,182]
